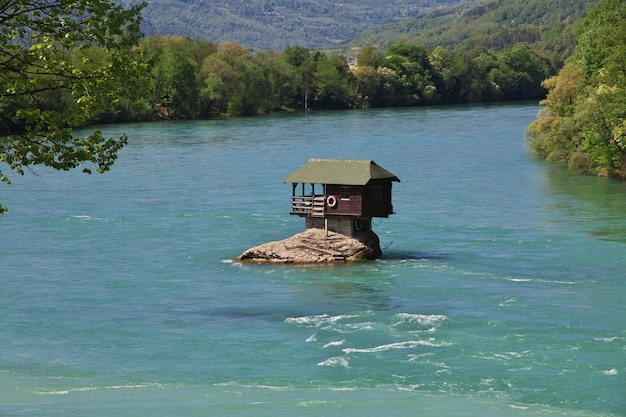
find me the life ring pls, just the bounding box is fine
[326,195,337,208]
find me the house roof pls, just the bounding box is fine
[284,159,400,185]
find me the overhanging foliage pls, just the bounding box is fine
[0,0,145,212]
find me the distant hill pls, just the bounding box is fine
[118,0,477,50]
[343,0,598,57]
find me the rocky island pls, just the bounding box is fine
[237,228,382,263]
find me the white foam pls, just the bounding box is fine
[594,336,622,342]
[247,384,290,391]
[397,384,421,392]
[322,340,346,348]
[68,215,110,222]
[603,369,618,375]
[285,314,360,327]
[44,390,70,395]
[216,382,290,391]
[407,352,435,361]
[343,338,451,354]
[317,356,349,368]
[299,400,336,407]
[393,313,448,326]
[341,322,375,332]
[38,384,154,395]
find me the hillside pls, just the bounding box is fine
[118,0,475,50]
[343,0,598,58]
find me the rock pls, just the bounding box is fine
[236,228,382,263]
[596,167,609,177]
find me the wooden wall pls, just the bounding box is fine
[362,180,394,218]
[325,181,393,218]
[325,184,363,216]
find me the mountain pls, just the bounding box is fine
[118,0,477,50]
[343,0,598,55]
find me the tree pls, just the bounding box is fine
[199,54,235,116]
[162,50,201,118]
[0,0,145,212]
[382,44,439,106]
[350,65,381,109]
[571,0,626,176]
[574,0,626,80]
[494,43,554,100]
[283,46,314,110]
[254,50,299,113]
[225,56,269,116]
[199,50,270,117]
[311,54,351,109]
[356,44,383,68]
[429,47,486,104]
[526,64,584,163]
[526,0,626,177]
[139,36,216,119]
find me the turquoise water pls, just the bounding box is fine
[1,104,625,416]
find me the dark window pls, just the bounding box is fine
[371,185,382,200]
[340,186,350,200]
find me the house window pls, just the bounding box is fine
[371,185,382,200]
[340,186,350,200]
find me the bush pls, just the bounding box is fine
[568,151,592,175]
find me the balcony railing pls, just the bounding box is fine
[291,195,325,217]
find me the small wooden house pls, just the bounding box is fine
[284,159,400,237]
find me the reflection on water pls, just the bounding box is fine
[542,163,626,243]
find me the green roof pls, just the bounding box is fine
[284,159,400,185]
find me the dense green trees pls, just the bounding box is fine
[124,37,555,119]
[0,0,145,212]
[352,42,553,107]
[526,0,626,178]
[1,23,554,126]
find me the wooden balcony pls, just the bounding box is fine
[291,195,325,217]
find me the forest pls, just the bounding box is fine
[346,0,596,55]
[526,0,626,179]
[64,37,555,122]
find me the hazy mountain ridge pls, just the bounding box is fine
[119,0,474,50]
[345,0,597,53]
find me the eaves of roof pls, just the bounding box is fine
[284,158,400,185]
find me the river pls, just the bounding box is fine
[1,103,625,416]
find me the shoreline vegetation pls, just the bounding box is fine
[1,0,625,216]
[525,0,626,179]
[5,34,559,123]
[74,40,556,122]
